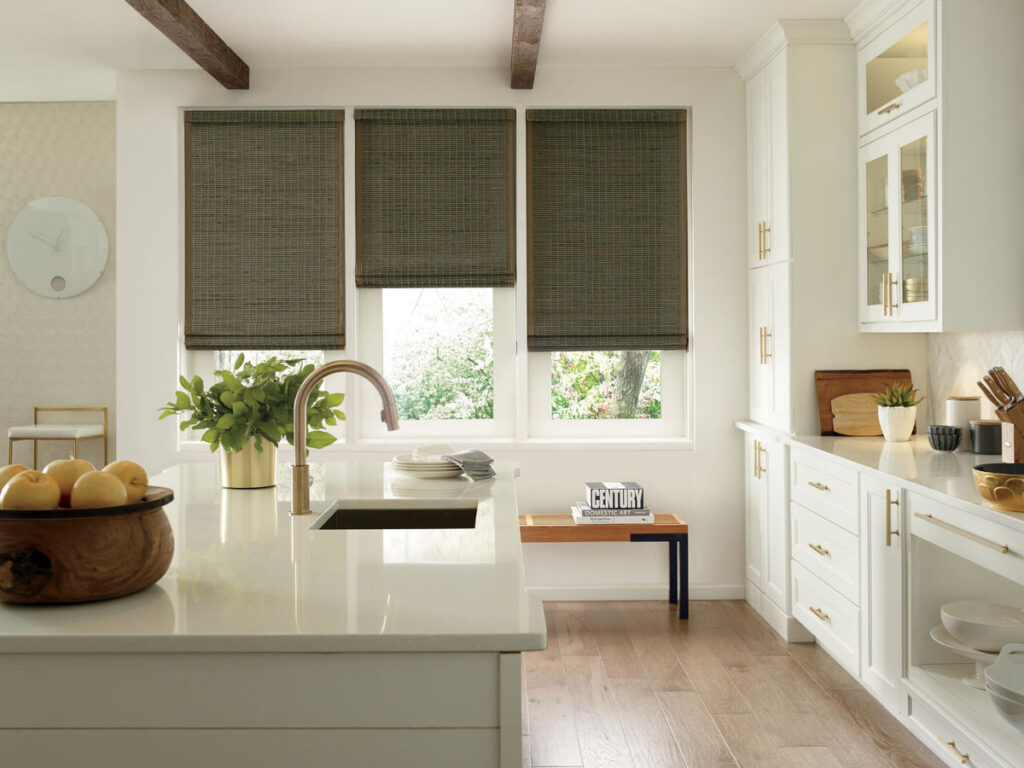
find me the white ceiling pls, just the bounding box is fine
[0,0,859,98]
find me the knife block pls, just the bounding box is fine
[1002,422,1024,463]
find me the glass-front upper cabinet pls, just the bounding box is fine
[858,1,935,136]
[859,112,936,329]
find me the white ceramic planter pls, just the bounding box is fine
[878,405,917,442]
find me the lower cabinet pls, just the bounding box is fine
[860,475,905,714]
[744,429,807,641]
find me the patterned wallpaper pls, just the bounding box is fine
[927,332,1024,424]
[0,102,116,468]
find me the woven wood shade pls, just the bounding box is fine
[526,109,687,351]
[184,110,344,350]
[355,109,516,288]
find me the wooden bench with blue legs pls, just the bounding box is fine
[518,513,689,619]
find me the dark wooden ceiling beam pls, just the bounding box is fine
[124,0,249,89]
[511,0,546,89]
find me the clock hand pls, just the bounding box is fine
[29,230,59,249]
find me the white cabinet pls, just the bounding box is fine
[745,433,766,590]
[857,0,934,137]
[744,430,803,640]
[851,0,1024,332]
[860,475,905,714]
[858,111,936,328]
[748,262,790,431]
[746,52,790,269]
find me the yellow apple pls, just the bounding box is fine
[70,471,127,509]
[102,460,149,504]
[43,457,96,507]
[0,470,60,510]
[0,464,29,493]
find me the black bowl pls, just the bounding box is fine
[927,425,961,452]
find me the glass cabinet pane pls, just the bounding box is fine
[900,136,928,304]
[866,22,928,115]
[866,155,888,308]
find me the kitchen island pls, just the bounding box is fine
[0,461,544,768]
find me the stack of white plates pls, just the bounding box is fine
[985,644,1024,729]
[391,454,463,479]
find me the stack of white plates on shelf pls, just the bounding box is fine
[985,644,1024,729]
[390,454,463,479]
[933,601,1024,694]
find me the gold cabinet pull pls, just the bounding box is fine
[762,222,771,258]
[938,739,968,764]
[753,440,760,479]
[808,481,830,492]
[808,542,830,557]
[758,327,765,365]
[757,221,764,261]
[885,489,900,548]
[914,512,1010,554]
[887,273,899,316]
[877,102,902,116]
[809,605,830,622]
[762,328,772,361]
[882,272,889,316]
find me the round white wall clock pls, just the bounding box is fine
[6,195,109,298]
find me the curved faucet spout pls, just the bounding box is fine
[291,360,399,515]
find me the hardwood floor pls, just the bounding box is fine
[522,600,944,768]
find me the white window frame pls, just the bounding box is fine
[357,286,516,439]
[526,350,687,439]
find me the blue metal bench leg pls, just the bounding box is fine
[668,540,678,605]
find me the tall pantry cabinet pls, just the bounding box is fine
[738,20,908,641]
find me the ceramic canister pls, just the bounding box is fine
[946,396,981,452]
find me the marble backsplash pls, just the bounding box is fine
[928,331,1024,424]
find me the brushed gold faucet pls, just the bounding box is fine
[291,360,399,515]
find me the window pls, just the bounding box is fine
[383,288,493,421]
[359,287,515,438]
[551,351,662,420]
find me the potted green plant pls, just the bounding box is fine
[158,354,344,488]
[872,383,924,443]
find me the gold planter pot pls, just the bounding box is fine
[220,438,277,489]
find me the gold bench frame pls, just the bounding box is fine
[8,407,109,469]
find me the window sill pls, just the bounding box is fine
[178,436,694,457]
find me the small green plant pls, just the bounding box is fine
[158,354,344,453]
[871,382,925,408]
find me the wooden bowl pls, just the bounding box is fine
[0,487,174,604]
[973,464,1024,513]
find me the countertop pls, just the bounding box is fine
[737,421,1024,533]
[0,461,546,654]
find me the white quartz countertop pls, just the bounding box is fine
[0,461,546,654]
[737,421,1024,534]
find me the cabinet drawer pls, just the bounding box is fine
[791,561,859,676]
[791,502,860,605]
[908,492,1024,586]
[791,450,859,534]
[905,686,1007,768]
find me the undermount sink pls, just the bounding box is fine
[312,498,478,530]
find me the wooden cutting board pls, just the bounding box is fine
[831,393,882,436]
[815,369,914,435]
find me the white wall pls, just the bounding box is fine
[0,101,116,469]
[116,66,748,599]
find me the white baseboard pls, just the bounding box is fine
[745,580,814,643]
[526,583,745,601]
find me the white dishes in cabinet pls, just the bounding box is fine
[986,645,1024,731]
[942,602,1024,653]
[929,625,998,690]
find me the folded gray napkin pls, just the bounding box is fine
[442,449,496,480]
